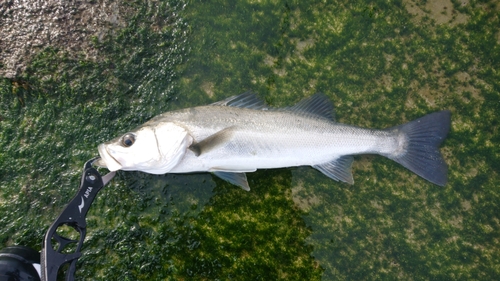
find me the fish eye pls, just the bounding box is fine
[121,133,136,147]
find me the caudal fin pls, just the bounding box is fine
[386,111,451,186]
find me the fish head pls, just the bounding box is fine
[96,122,192,174]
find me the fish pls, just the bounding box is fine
[96,92,451,190]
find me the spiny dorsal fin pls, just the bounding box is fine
[211,92,335,121]
[285,93,335,121]
[211,91,268,110]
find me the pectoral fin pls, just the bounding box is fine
[313,155,354,184]
[213,171,250,191]
[189,127,235,156]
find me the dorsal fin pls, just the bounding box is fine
[285,93,335,121]
[211,92,335,120]
[211,91,268,110]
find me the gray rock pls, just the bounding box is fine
[0,0,130,78]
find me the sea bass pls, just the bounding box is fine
[96,92,451,190]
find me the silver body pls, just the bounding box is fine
[163,106,396,173]
[97,93,450,189]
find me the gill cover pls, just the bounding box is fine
[98,122,192,174]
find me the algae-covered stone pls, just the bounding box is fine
[1,0,499,280]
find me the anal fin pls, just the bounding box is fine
[313,155,354,184]
[213,171,250,191]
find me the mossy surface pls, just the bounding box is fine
[1,0,499,280]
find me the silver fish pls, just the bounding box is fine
[96,92,451,190]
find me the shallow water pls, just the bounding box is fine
[1,0,499,280]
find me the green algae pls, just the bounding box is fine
[181,0,500,279]
[1,0,500,280]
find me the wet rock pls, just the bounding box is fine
[0,0,130,78]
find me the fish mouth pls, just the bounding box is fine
[96,144,123,171]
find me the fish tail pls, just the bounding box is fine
[385,110,451,186]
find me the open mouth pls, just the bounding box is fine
[96,144,123,171]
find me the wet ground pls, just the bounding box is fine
[0,0,138,78]
[1,0,499,280]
